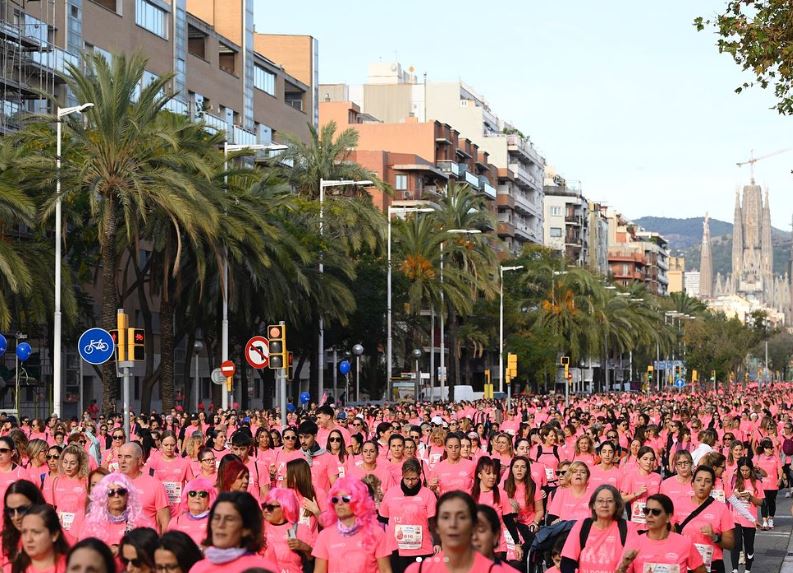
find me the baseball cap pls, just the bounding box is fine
[431,416,444,426]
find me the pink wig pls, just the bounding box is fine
[323,477,378,551]
[265,487,300,524]
[178,477,217,515]
[82,472,143,537]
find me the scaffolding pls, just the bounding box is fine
[0,0,64,133]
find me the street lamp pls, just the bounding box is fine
[319,179,372,401]
[54,102,93,418]
[352,344,364,402]
[411,348,423,400]
[193,340,203,412]
[221,142,286,411]
[439,229,482,401]
[387,206,434,401]
[500,265,524,394]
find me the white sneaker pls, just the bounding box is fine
[739,551,745,564]
[762,518,769,530]
[769,517,775,529]
[786,491,791,498]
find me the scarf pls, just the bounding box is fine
[401,479,421,496]
[337,518,360,537]
[108,511,128,524]
[302,443,326,467]
[205,547,248,564]
[187,510,210,520]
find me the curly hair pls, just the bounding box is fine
[178,477,217,515]
[323,477,379,551]
[264,488,300,524]
[81,472,142,537]
[59,444,89,479]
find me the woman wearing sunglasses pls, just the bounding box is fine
[312,477,391,573]
[262,488,313,573]
[271,429,303,489]
[1,480,46,569]
[44,444,89,539]
[167,477,216,547]
[119,527,158,573]
[75,472,153,555]
[190,492,277,573]
[11,504,69,573]
[0,436,28,517]
[616,494,706,573]
[101,430,126,473]
[326,430,348,479]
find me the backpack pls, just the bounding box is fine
[579,517,628,548]
[535,445,560,462]
[783,438,793,456]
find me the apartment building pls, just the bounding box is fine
[587,201,609,276]
[543,172,589,267]
[319,100,497,212]
[320,62,545,253]
[668,256,685,293]
[607,209,670,296]
[0,0,317,146]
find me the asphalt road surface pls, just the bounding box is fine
[729,489,793,573]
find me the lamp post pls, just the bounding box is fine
[500,266,524,394]
[193,340,203,412]
[440,229,481,401]
[352,344,364,401]
[53,102,93,418]
[221,142,285,411]
[412,348,423,400]
[319,179,372,402]
[552,271,568,396]
[387,206,434,401]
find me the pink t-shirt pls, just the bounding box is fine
[508,481,543,525]
[622,531,704,573]
[263,520,310,573]
[755,454,781,490]
[562,519,639,573]
[128,473,170,531]
[430,459,475,495]
[621,471,662,525]
[0,466,28,515]
[25,464,48,489]
[168,512,208,547]
[379,486,437,556]
[189,554,278,573]
[312,523,391,573]
[476,488,514,553]
[405,551,495,573]
[43,476,88,533]
[145,455,191,509]
[547,487,592,521]
[589,465,622,491]
[674,496,734,563]
[659,476,694,512]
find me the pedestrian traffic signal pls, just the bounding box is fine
[560,356,570,366]
[647,365,653,382]
[267,324,287,369]
[127,328,145,361]
[506,353,518,382]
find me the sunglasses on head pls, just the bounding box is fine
[107,488,128,498]
[262,503,281,512]
[642,507,663,516]
[188,490,209,498]
[331,495,352,505]
[4,505,30,517]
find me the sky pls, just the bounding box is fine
[258,1,793,230]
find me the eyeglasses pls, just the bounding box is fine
[331,495,352,505]
[5,505,31,517]
[0,448,11,455]
[112,435,125,440]
[201,457,216,463]
[262,503,281,512]
[78,441,86,446]
[188,491,209,498]
[283,435,297,441]
[107,488,129,498]
[642,507,663,516]
[352,422,362,427]
[328,437,342,443]
[120,557,145,567]
[676,461,692,467]
[46,454,59,460]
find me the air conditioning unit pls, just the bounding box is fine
[401,191,412,200]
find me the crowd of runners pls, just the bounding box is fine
[0,385,788,573]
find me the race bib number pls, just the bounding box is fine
[694,543,714,571]
[338,465,345,478]
[504,528,516,551]
[429,453,442,467]
[163,482,181,505]
[711,489,725,503]
[395,524,423,550]
[642,565,680,573]
[299,511,311,527]
[631,501,647,524]
[545,467,555,481]
[109,462,119,472]
[59,511,75,531]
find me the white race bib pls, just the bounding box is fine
[59,511,75,531]
[642,565,680,573]
[631,501,647,524]
[694,543,714,571]
[338,465,345,478]
[711,489,725,503]
[395,524,423,550]
[504,528,516,551]
[545,467,555,481]
[163,482,182,505]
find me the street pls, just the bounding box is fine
[732,491,793,573]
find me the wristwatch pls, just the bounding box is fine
[713,533,721,545]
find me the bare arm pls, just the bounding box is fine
[156,507,170,533]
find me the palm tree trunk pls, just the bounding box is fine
[448,306,461,401]
[100,198,118,414]
[159,292,175,411]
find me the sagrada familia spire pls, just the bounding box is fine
[699,214,713,298]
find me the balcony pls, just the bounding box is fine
[26,47,79,78]
[436,160,461,177]
[480,179,496,199]
[513,192,540,217]
[497,221,515,237]
[163,98,189,115]
[608,251,646,264]
[199,112,227,134]
[232,125,256,146]
[464,170,480,189]
[506,133,542,166]
[565,214,582,225]
[612,269,643,280]
[509,162,540,190]
[496,194,515,209]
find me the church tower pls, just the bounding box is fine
[761,189,773,294]
[699,214,713,298]
[731,190,743,291]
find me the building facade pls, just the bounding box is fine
[543,172,588,266]
[667,256,685,294]
[606,209,670,296]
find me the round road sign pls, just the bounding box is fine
[245,336,270,369]
[78,328,115,365]
[220,360,236,377]
[211,368,226,385]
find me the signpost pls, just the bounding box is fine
[210,368,225,385]
[244,336,269,369]
[674,378,685,389]
[220,360,236,400]
[78,328,115,366]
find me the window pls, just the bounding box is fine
[254,65,276,96]
[550,206,561,216]
[550,227,562,238]
[219,44,237,75]
[395,175,408,190]
[135,0,167,38]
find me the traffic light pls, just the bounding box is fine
[116,311,128,362]
[507,353,517,382]
[560,356,570,366]
[127,328,145,361]
[647,365,653,382]
[267,324,287,369]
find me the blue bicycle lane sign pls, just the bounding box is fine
[78,328,115,365]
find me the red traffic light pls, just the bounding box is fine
[134,332,144,343]
[268,326,282,339]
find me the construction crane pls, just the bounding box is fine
[736,148,793,183]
